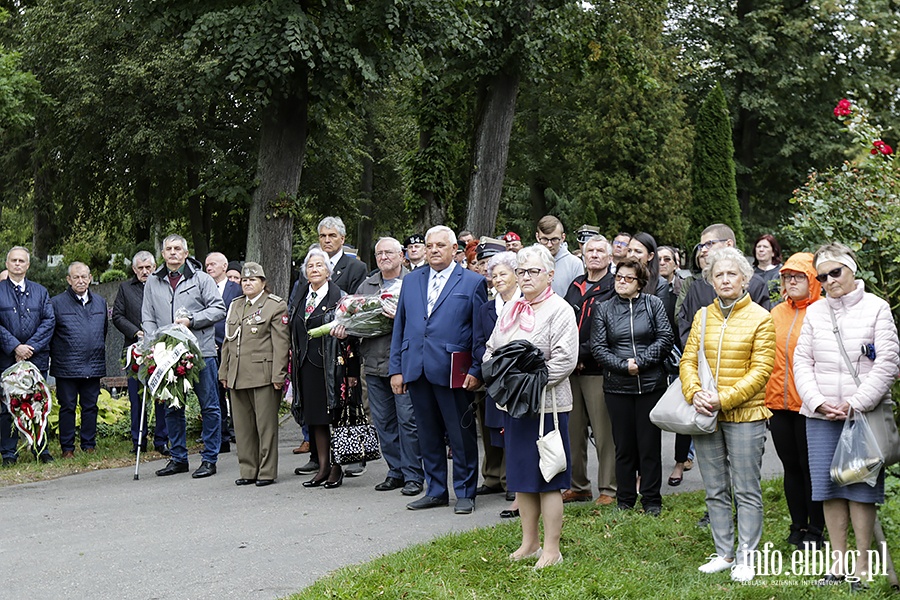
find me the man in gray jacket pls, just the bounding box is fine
[332,237,424,496]
[142,234,226,479]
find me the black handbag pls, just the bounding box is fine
[330,387,381,465]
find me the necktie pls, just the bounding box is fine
[427,273,442,316]
[168,271,180,291]
[305,291,317,320]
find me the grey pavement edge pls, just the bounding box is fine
[0,419,781,600]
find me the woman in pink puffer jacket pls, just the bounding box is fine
[794,243,899,588]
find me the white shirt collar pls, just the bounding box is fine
[248,291,264,306]
[307,282,329,310]
[429,261,456,279]
[329,249,344,268]
[216,278,227,296]
[9,277,25,292]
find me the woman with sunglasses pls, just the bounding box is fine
[590,258,674,515]
[794,243,899,588]
[764,253,825,549]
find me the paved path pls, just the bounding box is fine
[0,421,781,600]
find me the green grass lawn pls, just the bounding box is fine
[290,474,900,600]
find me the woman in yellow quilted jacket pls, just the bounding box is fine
[680,247,775,583]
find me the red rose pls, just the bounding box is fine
[175,366,186,376]
[833,98,852,117]
[881,144,893,155]
[148,365,156,374]
[871,148,878,155]
[10,398,20,409]
[131,363,140,372]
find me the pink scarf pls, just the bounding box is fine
[496,285,555,334]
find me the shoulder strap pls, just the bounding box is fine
[828,305,862,386]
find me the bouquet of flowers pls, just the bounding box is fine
[308,285,402,339]
[1,361,52,454]
[126,322,204,409]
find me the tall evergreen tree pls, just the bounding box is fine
[690,83,743,249]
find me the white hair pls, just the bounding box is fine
[584,235,611,255]
[162,234,189,254]
[517,243,555,273]
[302,248,334,277]
[486,251,519,279]
[318,216,346,237]
[374,237,403,253]
[132,250,155,266]
[425,225,457,247]
[703,247,754,287]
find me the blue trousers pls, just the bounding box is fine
[165,357,221,465]
[367,374,423,484]
[56,377,101,452]
[128,377,168,449]
[407,378,477,500]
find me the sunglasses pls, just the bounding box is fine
[614,274,637,283]
[815,266,846,283]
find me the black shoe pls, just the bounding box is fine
[344,461,366,477]
[324,469,344,489]
[454,498,475,514]
[500,509,520,519]
[506,491,516,501]
[219,442,231,453]
[401,481,424,496]
[697,511,710,528]
[156,461,189,476]
[475,484,503,496]
[303,475,328,488]
[407,495,449,510]
[787,526,806,548]
[644,505,661,517]
[294,460,320,475]
[235,478,257,486]
[375,477,404,491]
[154,446,171,457]
[191,461,217,479]
[801,528,825,549]
[39,453,54,463]
[1,457,16,467]
[255,479,275,487]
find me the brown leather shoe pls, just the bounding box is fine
[292,441,310,455]
[61,450,75,459]
[594,495,616,506]
[561,489,592,503]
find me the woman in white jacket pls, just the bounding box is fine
[794,243,899,587]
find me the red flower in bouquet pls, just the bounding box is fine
[175,366,186,377]
[2,361,52,454]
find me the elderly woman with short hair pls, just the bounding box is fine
[483,244,578,568]
[794,243,899,587]
[681,247,775,583]
[473,251,521,516]
[289,248,357,489]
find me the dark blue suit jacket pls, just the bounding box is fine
[215,280,242,348]
[389,262,487,387]
[0,278,55,372]
[471,298,498,382]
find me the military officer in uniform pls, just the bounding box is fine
[219,262,290,487]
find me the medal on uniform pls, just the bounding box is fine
[251,327,258,334]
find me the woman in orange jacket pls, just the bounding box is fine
[764,252,824,549]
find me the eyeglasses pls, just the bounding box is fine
[374,251,398,257]
[613,240,629,248]
[515,268,546,278]
[815,266,846,283]
[782,273,808,283]
[697,239,729,251]
[537,237,561,245]
[614,274,637,283]
[659,257,674,263]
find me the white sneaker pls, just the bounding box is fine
[698,554,734,573]
[731,564,755,582]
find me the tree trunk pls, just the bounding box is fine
[734,107,757,218]
[133,175,152,245]
[465,72,520,238]
[186,164,209,260]
[410,90,447,232]
[356,114,376,270]
[246,82,309,298]
[529,176,547,226]
[32,160,54,260]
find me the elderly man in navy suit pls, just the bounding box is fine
[206,251,243,452]
[390,225,488,514]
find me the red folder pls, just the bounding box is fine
[450,351,473,389]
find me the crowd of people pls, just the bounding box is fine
[0,215,896,583]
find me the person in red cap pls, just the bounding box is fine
[502,232,523,253]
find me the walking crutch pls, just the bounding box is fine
[133,385,148,480]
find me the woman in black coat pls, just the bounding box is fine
[590,258,674,514]
[290,248,357,489]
